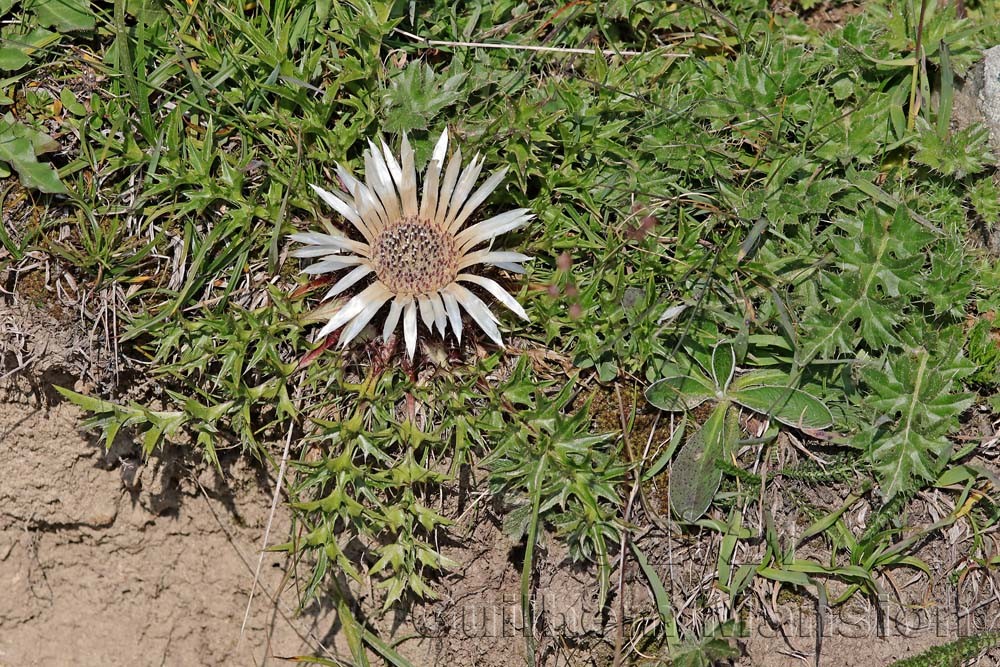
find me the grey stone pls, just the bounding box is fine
[979,45,1000,146]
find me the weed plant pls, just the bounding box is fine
[4,0,1000,664]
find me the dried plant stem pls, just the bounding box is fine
[238,404,298,653]
[392,27,685,58]
[613,386,660,666]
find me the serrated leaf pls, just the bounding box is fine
[801,206,932,360]
[731,385,833,429]
[54,385,117,414]
[670,403,737,521]
[382,62,467,133]
[859,343,974,499]
[645,373,717,412]
[912,118,993,179]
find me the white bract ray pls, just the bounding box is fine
[292,129,533,358]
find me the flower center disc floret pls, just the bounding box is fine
[371,217,459,296]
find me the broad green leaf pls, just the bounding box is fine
[124,0,169,26]
[711,341,735,391]
[0,26,60,70]
[757,566,813,588]
[0,116,66,193]
[19,26,62,51]
[26,0,95,31]
[2,113,59,153]
[645,374,717,412]
[731,367,789,390]
[731,385,833,429]
[3,153,66,193]
[60,87,87,115]
[0,47,29,70]
[935,464,978,487]
[669,403,737,522]
[597,360,617,382]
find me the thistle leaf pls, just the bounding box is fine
[858,341,974,499]
[801,206,933,360]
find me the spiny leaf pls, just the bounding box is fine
[912,118,994,179]
[801,206,933,360]
[858,338,974,499]
[381,62,468,134]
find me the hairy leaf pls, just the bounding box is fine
[645,373,717,412]
[801,206,933,360]
[858,341,974,499]
[670,403,738,522]
[731,385,833,429]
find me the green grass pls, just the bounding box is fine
[5,0,1000,664]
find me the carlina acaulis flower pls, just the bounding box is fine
[290,129,534,359]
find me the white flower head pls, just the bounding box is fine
[291,129,533,359]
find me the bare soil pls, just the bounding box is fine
[0,390,342,666]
